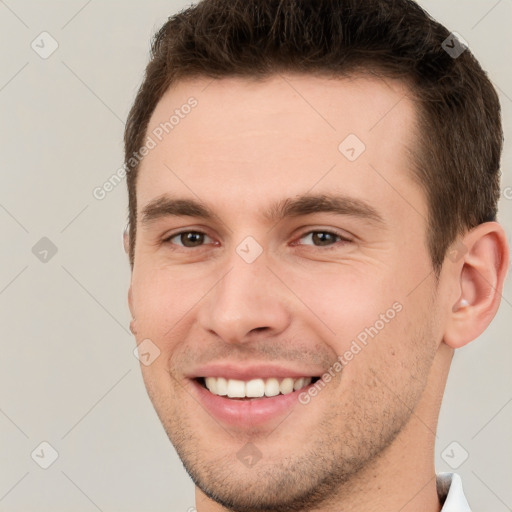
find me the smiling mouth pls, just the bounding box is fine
[196,376,320,400]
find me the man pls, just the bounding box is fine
[123,1,509,510]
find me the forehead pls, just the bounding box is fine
[137,73,425,224]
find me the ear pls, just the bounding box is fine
[123,224,130,254]
[128,286,134,317]
[443,222,509,349]
[128,286,138,335]
[124,225,138,333]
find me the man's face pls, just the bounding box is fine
[129,74,446,510]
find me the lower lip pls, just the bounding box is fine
[189,379,314,428]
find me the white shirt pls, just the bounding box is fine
[438,473,471,511]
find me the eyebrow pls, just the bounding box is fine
[140,193,385,226]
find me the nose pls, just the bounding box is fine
[197,249,292,344]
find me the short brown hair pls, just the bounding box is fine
[124,0,502,273]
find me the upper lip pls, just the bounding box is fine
[188,362,323,381]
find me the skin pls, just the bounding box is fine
[127,73,509,512]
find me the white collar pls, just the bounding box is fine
[438,473,471,511]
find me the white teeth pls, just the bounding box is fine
[205,377,216,393]
[203,376,313,398]
[216,377,228,396]
[293,377,305,391]
[227,379,245,398]
[264,378,280,397]
[246,379,265,397]
[204,377,228,396]
[280,377,295,394]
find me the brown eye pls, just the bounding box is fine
[166,231,212,248]
[311,232,337,246]
[298,231,350,247]
[181,232,204,247]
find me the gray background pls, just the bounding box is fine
[0,1,511,510]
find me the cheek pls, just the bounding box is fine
[130,269,196,377]
[288,266,432,380]
[290,268,400,340]
[332,304,436,422]
[131,266,197,332]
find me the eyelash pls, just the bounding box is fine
[162,229,352,250]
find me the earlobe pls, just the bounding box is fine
[444,222,509,349]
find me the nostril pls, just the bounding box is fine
[250,327,269,333]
